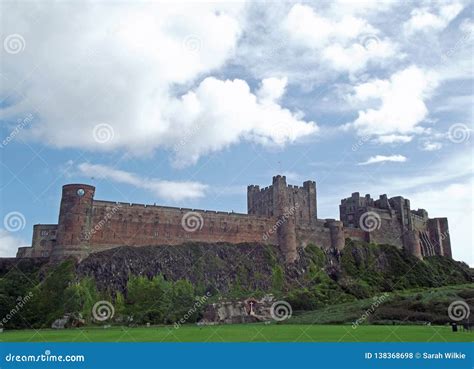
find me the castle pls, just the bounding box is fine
[16,175,452,262]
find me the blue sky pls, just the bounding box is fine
[0,0,472,265]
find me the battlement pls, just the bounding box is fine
[16,177,452,264]
[340,191,451,259]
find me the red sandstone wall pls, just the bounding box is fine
[86,201,279,252]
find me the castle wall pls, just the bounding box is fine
[367,208,404,249]
[85,201,278,255]
[16,224,57,258]
[340,193,452,259]
[17,177,452,263]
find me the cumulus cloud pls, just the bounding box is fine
[346,65,439,138]
[404,2,464,35]
[169,76,318,166]
[375,135,413,144]
[0,2,317,167]
[77,163,208,201]
[283,3,398,73]
[421,141,443,151]
[0,229,26,257]
[358,154,407,165]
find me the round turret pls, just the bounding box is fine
[52,184,95,260]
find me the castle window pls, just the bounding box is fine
[154,231,159,237]
[40,230,49,236]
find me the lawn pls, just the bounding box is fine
[1,324,472,342]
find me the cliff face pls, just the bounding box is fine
[76,242,300,294]
[75,240,471,299]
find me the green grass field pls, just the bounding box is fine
[1,324,472,342]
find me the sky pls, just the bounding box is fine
[0,0,472,265]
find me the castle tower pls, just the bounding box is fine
[303,180,317,219]
[272,175,298,263]
[403,231,423,259]
[325,219,345,250]
[51,184,95,260]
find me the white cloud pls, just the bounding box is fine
[375,135,413,144]
[407,180,473,266]
[404,2,464,35]
[257,77,288,103]
[421,141,443,151]
[0,229,26,257]
[283,3,398,73]
[347,65,439,137]
[169,77,318,166]
[358,154,407,165]
[0,2,317,167]
[77,163,208,201]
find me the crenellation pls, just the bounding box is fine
[17,175,452,263]
[340,192,451,259]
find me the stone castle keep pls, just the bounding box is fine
[17,175,452,262]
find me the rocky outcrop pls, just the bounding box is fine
[200,295,276,324]
[51,313,85,329]
[76,242,299,294]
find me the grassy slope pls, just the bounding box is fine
[290,283,474,325]
[1,324,472,342]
